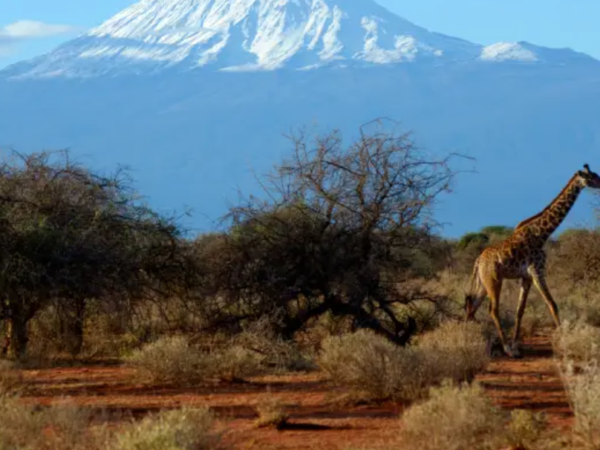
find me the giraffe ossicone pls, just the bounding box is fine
[465,163,600,358]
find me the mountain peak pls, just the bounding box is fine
[3,0,597,79]
[3,0,482,78]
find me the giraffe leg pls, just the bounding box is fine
[511,277,532,358]
[484,278,513,357]
[530,270,560,329]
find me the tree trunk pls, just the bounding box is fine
[70,300,86,356]
[61,300,86,356]
[278,293,416,346]
[1,319,11,357]
[0,298,11,357]
[2,295,41,360]
[330,301,416,346]
[10,312,29,359]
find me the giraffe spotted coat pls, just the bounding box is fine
[465,164,600,358]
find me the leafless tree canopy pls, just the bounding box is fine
[198,121,459,344]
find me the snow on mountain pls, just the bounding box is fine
[478,41,597,64]
[2,0,482,78]
[2,0,598,80]
[480,42,538,62]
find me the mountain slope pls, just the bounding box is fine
[3,0,597,79]
[1,0,600,236]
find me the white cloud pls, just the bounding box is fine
[0,20,78,39]
[0,20,79,58]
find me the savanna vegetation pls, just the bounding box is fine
[1,120,600,449]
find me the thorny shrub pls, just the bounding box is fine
[560,361,600,449]
[125,335,263,385]
[0,392,223,450]
[125,336,212,385]
[230,317,316,373]
[318,329,431,401]
[113,407,221,450]
[416,321,490,383]
[0,395,101,450]
[318,322,490,402]
[349,391,552,450]
[553,318,600,448]
[211,345,263,382]
[552,320,600,363]
[398,381,505,450]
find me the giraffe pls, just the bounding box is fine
[464,164,600,358]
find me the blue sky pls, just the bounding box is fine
[1,0,599,69]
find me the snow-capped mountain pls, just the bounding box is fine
[2,0,600,236]
[3,0,597,79]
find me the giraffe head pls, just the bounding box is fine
[577,164,600,189]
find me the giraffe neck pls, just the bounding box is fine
[515,174,584,241]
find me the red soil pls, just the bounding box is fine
[17,333,572,449]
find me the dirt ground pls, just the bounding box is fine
[17,332,572,450]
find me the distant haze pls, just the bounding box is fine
[1,0,600,237]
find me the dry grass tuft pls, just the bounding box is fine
[232,321,315,373]
[561,361,600,449]
[354,386,554,450]
[552,318,600,448]
[0,397,222,450]
[0,395,103,450]
[318,322,490,402]
[318,329,431,402]
[552,320,600,363]
[0,394,53,450]
[506,409,547,450]
[254,391,290,429]
[212,345,262,382]
[125,336,213,385]
[125,336,263,385]
[398,381,505,450]
[416,320,490,383]
[113,407,221,450]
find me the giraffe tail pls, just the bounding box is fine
[464,257,481,319]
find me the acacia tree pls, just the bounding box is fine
[0,150,184,358]
[200,120,460,344]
